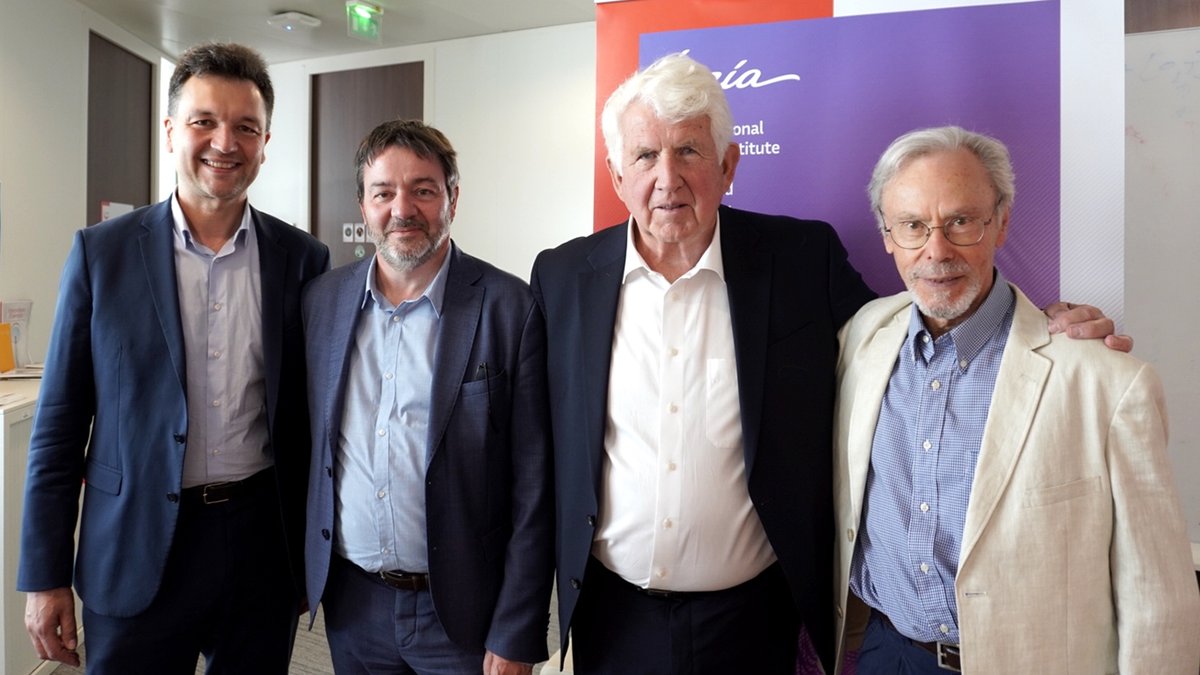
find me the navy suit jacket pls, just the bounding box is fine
[302,244,554,664]
[17,198,330,617]
[529,205,875,669]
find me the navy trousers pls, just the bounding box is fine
[81,470,298,674]
[571,556,800,675]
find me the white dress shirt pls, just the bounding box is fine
[593,219,776,591]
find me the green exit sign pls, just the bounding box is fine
[346,2,382,42]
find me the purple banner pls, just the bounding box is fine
[641,1,1061,304]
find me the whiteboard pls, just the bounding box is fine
[1125,28,1200,544]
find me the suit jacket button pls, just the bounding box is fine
[570,578,581,589]
[321,529,330,540]
[167,492,179,503]
[173,433,186,444]
[586,515,596,527]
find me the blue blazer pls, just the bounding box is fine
[302,244,554,664]
[529,205,876,669]
[17,199,330,617]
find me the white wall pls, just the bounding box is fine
[0,0,167,363]
[252,22,597,282]
[0,9,594,363]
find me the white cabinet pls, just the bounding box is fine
[0,380,42,675]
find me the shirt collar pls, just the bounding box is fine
[170,191,253,251]
[621,213,726,284]
[906,269,1015,363]
[360,244,453,317]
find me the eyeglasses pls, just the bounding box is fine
[882,206,998,250]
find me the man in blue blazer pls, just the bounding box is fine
[302,120,553,675]
[18,43,329,673]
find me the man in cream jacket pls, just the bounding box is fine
[833,126,1200,673]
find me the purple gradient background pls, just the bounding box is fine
[640,1,1061,304]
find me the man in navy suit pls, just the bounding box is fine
[302,119,553,675]
[18,43,330,673]
[530,53,1127,675]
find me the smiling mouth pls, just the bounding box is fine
[202,159,239,170]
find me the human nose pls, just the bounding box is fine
[210,125,236,154]
[653,154,683,191]
[922,225,956,258]
[390,191,417,219]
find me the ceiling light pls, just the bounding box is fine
[267,11,322,32]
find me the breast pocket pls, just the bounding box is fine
[705,358,742,448]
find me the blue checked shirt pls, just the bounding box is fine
[849,272,1015,644]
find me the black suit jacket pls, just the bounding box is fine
[529,205,875,668]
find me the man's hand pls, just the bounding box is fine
[1044,301,1132,353]
[25,588,79,666]
[483,650,533,675]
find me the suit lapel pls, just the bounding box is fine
[324,260,372,451]
[959,289,1051,563]
[138,200,187,393]
[255,211,286,432]
[579,227,626,491]
[848,308,909,519]
[720,209,770,475]
[427,246,483,464]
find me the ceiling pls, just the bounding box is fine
[79,0,597,64]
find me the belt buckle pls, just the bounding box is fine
[201,482,232,505]
[936,642,961,672]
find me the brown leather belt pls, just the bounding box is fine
[877,611,961,671]
[376,569,429,592]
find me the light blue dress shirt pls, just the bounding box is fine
[334,253,451,574]
[850,272,1015,644]
[171,195,268,488]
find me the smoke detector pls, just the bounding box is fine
[267,11,322,32]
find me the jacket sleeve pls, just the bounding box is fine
[17,231,95,591]
[1107,363,1200,672]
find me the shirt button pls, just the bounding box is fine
[669,347,679,357]
[920,562,929,574]
[662,518,673,529]
[959,359,968,369]
[923,440,932,451]
[377,428,386,437]
[666,461,677,471]
[211,449,221,456]
[920,502,930,513]
[392,315,401,323]
[846,528,855,542]
[211,399,220,407]
[940,624,950,635]
[381,547,389,554]
[922,334,930,343]
[655,568,667,579]
[384,372,394,380]
[211,350,221,358]
[931,380,941,391]
[212,302,222,311]
[377,489,386,499]
[668,403,678,414]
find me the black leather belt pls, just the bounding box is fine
[182,469,272,506]
[877,611,961,672]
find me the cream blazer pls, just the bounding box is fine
[832,285,1200,674]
